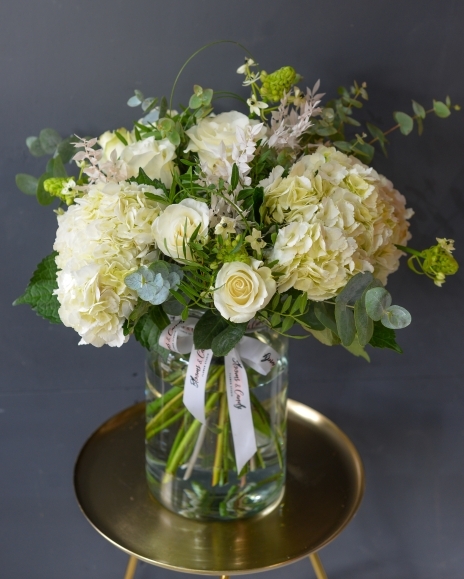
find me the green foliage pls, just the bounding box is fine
[39,128,62,154]
[36,173,54,206]
[13,253,61,324]
[133,307,170,356]
[15,174,38,196]
[369,321,403,354]
[365,287,411,329]
[393,112,414,135]
[211,322,247,357]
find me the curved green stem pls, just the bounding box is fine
[169,40,254,112]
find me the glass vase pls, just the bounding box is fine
[145,319,288,520]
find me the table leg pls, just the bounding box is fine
[309,552,328,579]
[123,555,138,579]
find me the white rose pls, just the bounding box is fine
[121,136,176,187]
[98,128,135,162]
[185,111,267,174]
[214,260,276,323]
[152,198,209,261]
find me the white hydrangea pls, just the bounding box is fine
[53,182,165,347]
[263,146,413,300]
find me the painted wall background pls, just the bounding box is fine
[1,1,463,577]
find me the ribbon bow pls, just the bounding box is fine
[159,317,280,473]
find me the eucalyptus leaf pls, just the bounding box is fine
[36,173,54,206]
[354,298,374,346]
[336,272,373,305]
[299,302,325,331]
[365,287,392,321]
[412,100,426,119]
[52,155,67,178]
[381,305,412,329]
[127,95,142,107]
[39,128,62,155]
[57,136,77,164]
[393,112,414,135]
[433,100,451,118]
[314,302,338,335]
[27,136,46,157]
[333,141,352,153]
[15,173,38,195]
[335,302,356,346]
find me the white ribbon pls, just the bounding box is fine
[158,318,280,473]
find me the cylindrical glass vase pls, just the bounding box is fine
[145,321,288,520]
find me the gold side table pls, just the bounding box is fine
[74,399,364,578]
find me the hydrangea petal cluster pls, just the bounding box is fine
[263,146,413,300]
[53,182,165,347]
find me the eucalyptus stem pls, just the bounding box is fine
[368,108,433,145]
[212,371,227,486]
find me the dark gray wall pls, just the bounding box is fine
[1,1,463,577]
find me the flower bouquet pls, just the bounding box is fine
[15,44,459,520]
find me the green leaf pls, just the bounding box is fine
[298,301,325,331]
[416,116,424,136]
[56,136,76,164]
[354,298,374,346]
[315,125,338,137]
[253,187,264,224]
[189,94,202,109]
[127,95,142,107]
[335,272,373,305]
[412,100,426,119]
[369,321,403,353]
[52,156,67,178]
[27,136,46,157]
[142,97,158,113]
[39,128,62,155]
[150,304,170,331]
[114,130,128,146]
[281,316,294,333]
[433,100,451,118]
[366,122,387,155]
[381,305,412,329]
[333,141,352,153]
[15,173,38,195]
[36,173,54,206]
[352,141,375,162]
[281,295,292,314]
[343,337,370,362]
[308,327,340,346]
[13,252,61,324]
[270,312,281,327]
[134,90,145,102]
[365,287,392,321]
[133,310,169,357]
[211,323,247,356]
[314,302,338,335]
[393,112,414,135]
[159,96,168,120]
[231,163,239,190]
[193,310,228,350]
[335,302,356,346]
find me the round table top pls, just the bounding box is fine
[74,399,364,576]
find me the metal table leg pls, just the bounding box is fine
[309,552,328,579]
[123,555,138,579]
